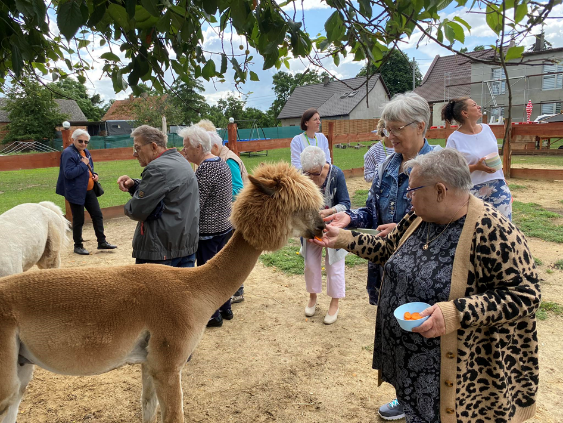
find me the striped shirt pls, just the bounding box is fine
[364,142,394,182]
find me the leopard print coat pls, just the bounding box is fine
[335,195,540,423]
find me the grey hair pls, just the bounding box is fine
[71,129,90,141]
[178,125,212,154]
[300,146,326,171]
[131,125,167,148]
[381,92,431,135]
[208,131,223,148]
[403,148,473,191]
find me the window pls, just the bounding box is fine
[491,68,506,95]
[490,107,504,122]
[542,62,563,90]
[540,102,561,115]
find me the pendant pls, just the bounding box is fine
[423,244,429,250]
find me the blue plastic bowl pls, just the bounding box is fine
[393,302,431,332]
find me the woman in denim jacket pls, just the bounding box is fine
[300,146,350,325]
[324,92,439,420]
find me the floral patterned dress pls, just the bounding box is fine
[373,217,466,423]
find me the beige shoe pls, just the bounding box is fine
[323,309,339,325]
[305,301,317,317]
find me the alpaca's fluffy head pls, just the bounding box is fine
[231,162,325,251]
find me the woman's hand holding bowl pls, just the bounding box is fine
[411,304,447,338]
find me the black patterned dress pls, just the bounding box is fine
[373,217,466,423]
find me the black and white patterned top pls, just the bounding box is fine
[195,157,233,237]
[373,216,466,423]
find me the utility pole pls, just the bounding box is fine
[412,57,416,90]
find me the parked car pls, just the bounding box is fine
[534,114,557,123]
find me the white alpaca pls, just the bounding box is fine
[0,201,70,278]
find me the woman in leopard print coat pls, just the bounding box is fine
[314,149,540,423]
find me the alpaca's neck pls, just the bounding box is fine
[196,231,261,309]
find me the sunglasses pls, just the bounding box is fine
[77,139,89,144]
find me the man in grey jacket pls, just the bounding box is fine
[117,125,199,267]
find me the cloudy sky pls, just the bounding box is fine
[49,2,563,111]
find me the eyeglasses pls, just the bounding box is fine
[382,121,417,137]
[406,184,448,199]
[133,143,151,154]
[77,139,89,144]
[405,185,426,199]
[304,170,322,177]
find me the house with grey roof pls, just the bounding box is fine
[277,75,390,126]
[413,49,495,125]
[415,44,563,125]
[0,97,87,141]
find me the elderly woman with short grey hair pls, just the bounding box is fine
[324,92,444,419]
[299,146,350,324]
[316,148,540,423]
[56,129,116,255]
[180,124,234,328]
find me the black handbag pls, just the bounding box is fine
[93,180,104,197]
[87,162,104,197]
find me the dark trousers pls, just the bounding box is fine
[197,230,233,318]
[366,261,383,306]
[135,253,196,268]
[69,190,106,247]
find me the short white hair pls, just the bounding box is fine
[300,146,326,171]
[382,92,431,135]
[71,129,90,141]
[178,125,212,154]
[208,131,223,148]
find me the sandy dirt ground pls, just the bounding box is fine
[12,176,563,423]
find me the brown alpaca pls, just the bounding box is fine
[0,162,324,423]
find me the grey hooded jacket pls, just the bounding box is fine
[124,149,199,260]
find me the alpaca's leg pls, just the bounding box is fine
[151,369,184,423]
[2,364,34,423]
[141,363,159,423]
[0,325,21,423]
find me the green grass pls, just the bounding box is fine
[259,237,366,275]
[508,184,527,190]
[537,301,563,321]
[555,260,563,270]
[534,257,543,266]
[0,159,145,214]
[511,155,563,167]
[352,189,369,208]
[546,268,554,274]
[512,201,563,244]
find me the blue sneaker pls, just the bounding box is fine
[378,399,405,420]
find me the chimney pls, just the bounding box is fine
[323,76,330,86]
[129,94,134,101]
[534,32,545,52]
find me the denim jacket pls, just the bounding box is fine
[347,140,436,229]
[321,164,351,211]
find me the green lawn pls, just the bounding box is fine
[0,139,561,216]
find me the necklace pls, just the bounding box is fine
[423,200,469,250]
[304,132,318,146]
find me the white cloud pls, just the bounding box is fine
[280,0,330,12]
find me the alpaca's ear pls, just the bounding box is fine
[248,174,277,197]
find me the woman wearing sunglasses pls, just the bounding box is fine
[299,146,350,324]
[56,129,116,255]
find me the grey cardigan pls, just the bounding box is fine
[124,149,200,260]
